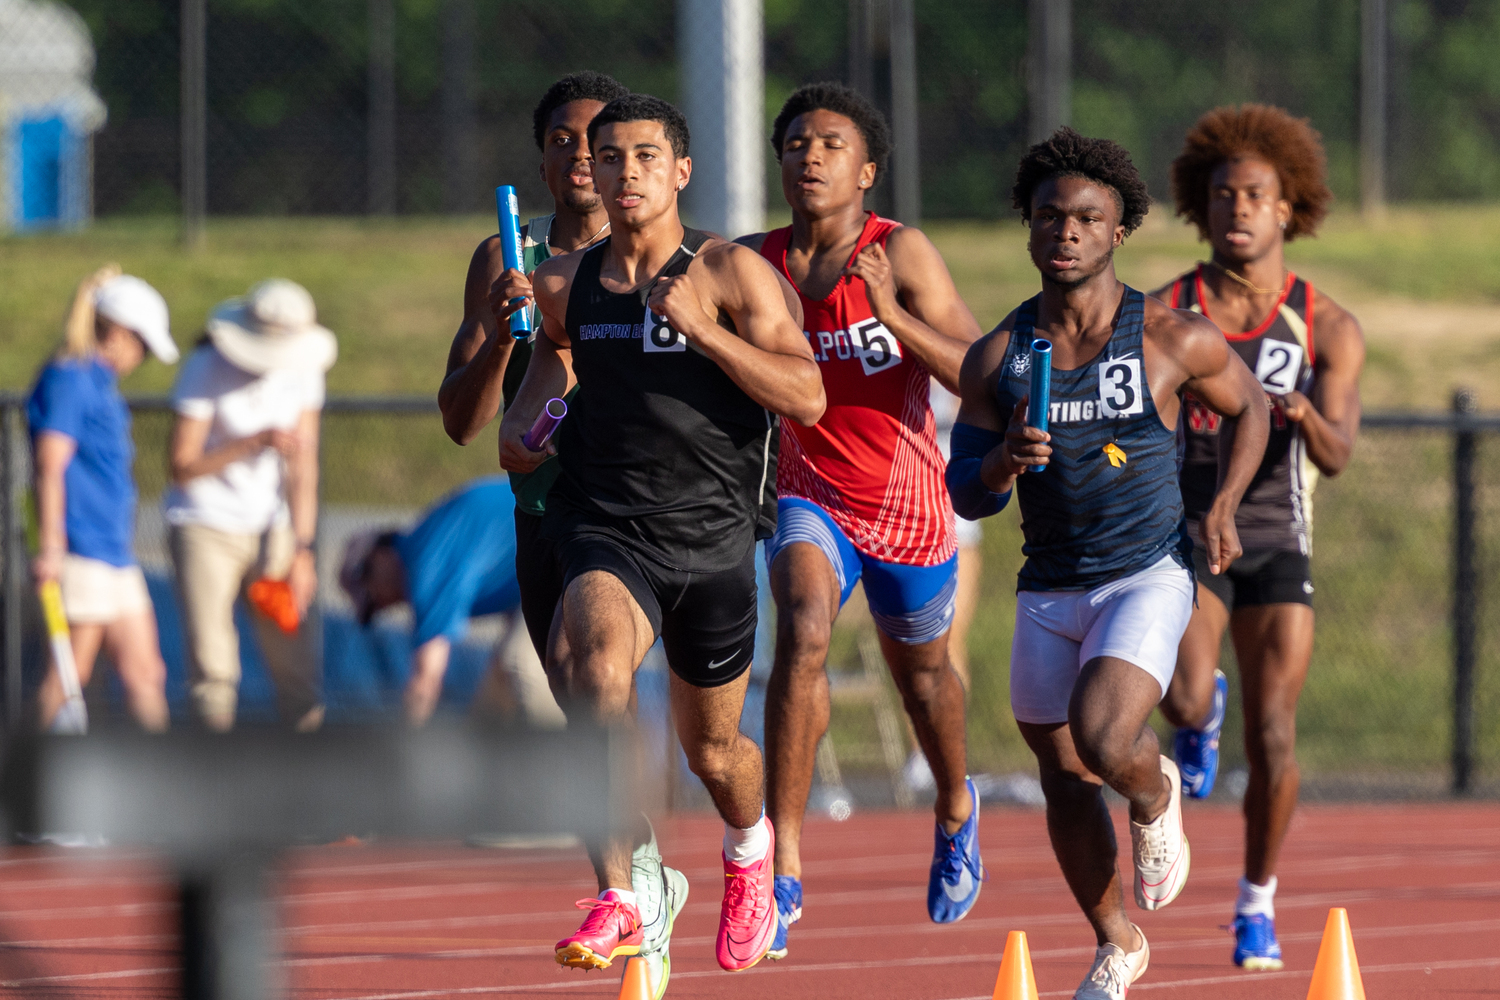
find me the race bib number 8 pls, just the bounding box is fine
[852,318,902,376]
[643,304,685,353]
[1097,357,1145,417]
[1254,339,1304,394]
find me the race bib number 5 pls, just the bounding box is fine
[852,318,902,376]
[643,303,685,353]
[1097,357,1145,417]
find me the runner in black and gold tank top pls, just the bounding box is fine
[1154,104,1365,972]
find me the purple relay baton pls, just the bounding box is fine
[522,397,568,452]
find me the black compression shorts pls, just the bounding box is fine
[553,526,757,689]
[514,508,564,661]
[1192,545,1313,611]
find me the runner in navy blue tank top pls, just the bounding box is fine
[944,129,1269,999]
[1154,105,1365,972]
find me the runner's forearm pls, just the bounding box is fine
[686,321,824,425]
[872,304,972,393]
[439,330,514,445]
[1296,402,1358,476]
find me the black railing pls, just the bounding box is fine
[0,392,1490,796]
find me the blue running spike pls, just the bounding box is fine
[928,776,986,923]
[1232,913,1284,971]
[766,875,801,961]
[1175,669,1228,798]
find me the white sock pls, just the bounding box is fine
[1236,876,1277,918]
[723,814,770,865]
[602,888,637,908]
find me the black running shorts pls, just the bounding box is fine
[1192,545,1313,610]
[553,525,757,689]
[514,508,564,660]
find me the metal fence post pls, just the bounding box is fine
[1,403,21,732]
[1452,388,1477,795]
[180,0,207,248]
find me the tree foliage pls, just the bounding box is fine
[59,0,1500,217]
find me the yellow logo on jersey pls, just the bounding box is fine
[1103,442,1127,467]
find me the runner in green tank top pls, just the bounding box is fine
[438,71,626,665]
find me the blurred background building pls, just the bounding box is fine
[0,0,106,231]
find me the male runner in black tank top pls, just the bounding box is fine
[493,94,824,978]
[1153,105,1364,972]
[947,129,1268,999]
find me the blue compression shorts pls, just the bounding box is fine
[765,497,958,645]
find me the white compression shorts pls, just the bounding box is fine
[1009,554,1194,725]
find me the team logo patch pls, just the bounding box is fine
[1010,351,1031,376]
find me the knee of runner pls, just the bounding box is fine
[563,656,634,709]
[779,603,833,659]
[1247,711,1298,765]
[1035,766,1101,809]
[682,734,740,784]
[1067,707,1136,778]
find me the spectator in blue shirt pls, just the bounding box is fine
[339,477,563,727]
[30,266,180,731]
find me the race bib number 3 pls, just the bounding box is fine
[643,304,685,353]
[852,318,902,376]
[1254,339,1304,394]
[1097,357,1145,417]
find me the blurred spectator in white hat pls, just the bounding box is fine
[29,265,179,732]
[164,279,336,731]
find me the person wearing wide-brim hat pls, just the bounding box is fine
[164,279,336,731]
[30,265,180,732]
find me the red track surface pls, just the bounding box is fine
[0,803,1495,998]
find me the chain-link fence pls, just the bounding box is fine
[6,1,1500,229]
[0,394,1494,801]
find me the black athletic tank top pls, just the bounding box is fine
[552,229,777,572]
[1169,266,1317,555]
[994,287,1190,591]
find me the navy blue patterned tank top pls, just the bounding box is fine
[995,287,1190,591]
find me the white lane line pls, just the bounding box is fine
[0,901,173,920]
[8,916,1493,994]
[0,965,176,987]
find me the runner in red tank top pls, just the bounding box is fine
[737,83,984,957]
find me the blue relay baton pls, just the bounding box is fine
[1027,338,1052,472]
[495,185,532,339]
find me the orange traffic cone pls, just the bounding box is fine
[1306,908,1367,1000]
[992,930,1040,1000]
[618,955,652,1000]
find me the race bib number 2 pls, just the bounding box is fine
[1254,339,1304,394]
[1097,357,1145,417]
[643,303,685,353]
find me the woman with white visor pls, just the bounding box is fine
[30,266,179,731]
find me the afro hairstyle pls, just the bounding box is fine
[1170,103,1332,241]
[1011,127,1151,235]
[587,93,690,160]
[532,71,630,150]
[770,82,892,182]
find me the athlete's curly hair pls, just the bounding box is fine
[532,71,629,150]
[1170,104,1332,241]
[1012,127,1150,235]
[770,82,892,182]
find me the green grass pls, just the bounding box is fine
[5,211,1498,786]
